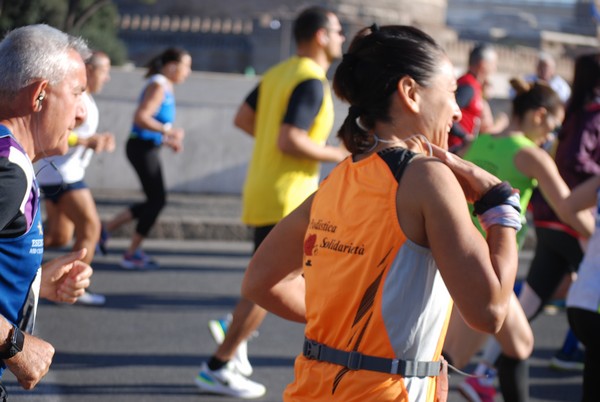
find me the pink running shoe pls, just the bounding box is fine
[457,375,496,402]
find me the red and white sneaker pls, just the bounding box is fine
[457,373,497,402]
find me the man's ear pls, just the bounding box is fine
[316,28,329,46]
[31,81,48,112]
[397,76,420,114]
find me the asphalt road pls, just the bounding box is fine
[3,239,583,402]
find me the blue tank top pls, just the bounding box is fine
[0,126,44,376]
[130,74,176,145]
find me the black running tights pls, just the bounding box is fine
[496,354,529,402]
[126,138,166,237]
[568,307,600,402]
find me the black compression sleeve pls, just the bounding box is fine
[455,84,475,109]
[245,85,259,111]
[283,79,324,131]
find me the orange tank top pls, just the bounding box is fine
[284,148,453,401]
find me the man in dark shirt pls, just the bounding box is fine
[448,43,497,154]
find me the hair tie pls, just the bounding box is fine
[349,106,369,131]
[355,117,369,132]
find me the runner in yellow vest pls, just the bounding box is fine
[194,6,347,399]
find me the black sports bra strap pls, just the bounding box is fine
[377,147,418,183]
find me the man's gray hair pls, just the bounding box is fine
[0,24,90,97]
[537,51,556,67]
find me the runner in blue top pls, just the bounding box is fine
[103,47,191,269]
[0,24,93,399]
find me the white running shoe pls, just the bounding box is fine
[194,362,266,399]
[208,315,254,377]
[74,291,106,306]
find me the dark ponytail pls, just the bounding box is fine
[145,47,189,78]
[510,77,561,121]
[332,25,445,154]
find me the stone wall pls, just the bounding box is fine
[330,0,447,26]
[85,70,260,194]
[442,39,574,83]
[114,0,447,25]
[117,12,573,84]
[84,63,559,195]
[114,0,449,74]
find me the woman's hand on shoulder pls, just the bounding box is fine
[431,144,500,203]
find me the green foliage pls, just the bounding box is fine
[0,0,66,33]
[0,0,128,65]
[68,0,128,65]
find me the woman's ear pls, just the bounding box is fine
[397,76,419,114]
[165,62,177,74]
[532,107,547,125]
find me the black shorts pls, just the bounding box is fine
[526,227,583,304]
[252,225,276,254]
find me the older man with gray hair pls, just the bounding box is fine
[527,51,571,104]
[0,24,93,400]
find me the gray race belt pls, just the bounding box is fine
[302,338,441,377]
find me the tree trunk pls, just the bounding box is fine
[65,0,111,32]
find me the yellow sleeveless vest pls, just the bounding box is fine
[242,56,334,226]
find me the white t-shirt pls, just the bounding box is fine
[567,188,600,313]
[36,92,98,185]
[524,73,571,104]
[509,74,572,104]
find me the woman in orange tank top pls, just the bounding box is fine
[242,24,523,402]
